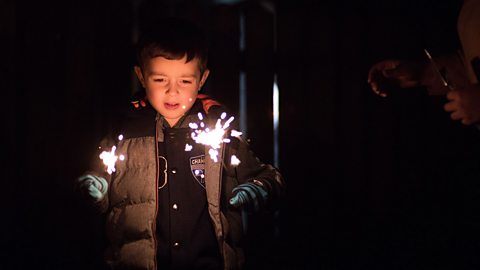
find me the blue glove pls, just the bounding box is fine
[229,182,268,212]
[77,174,108,202]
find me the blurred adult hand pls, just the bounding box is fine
[444,84,480,125]
[367,59,431,97]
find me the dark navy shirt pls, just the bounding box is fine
[156,126,222,270]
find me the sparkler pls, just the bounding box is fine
[99,134,125,175]
[424,48,454,90]
[188,112,243,164]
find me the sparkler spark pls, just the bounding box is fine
[209,148,219,162]
[231,155,241,166]
[99,146,119,175]
[231,130,243,138]
[99,134,125,174]
[191,113,231,150]
[194,169,205,179]
[188,112,241,164]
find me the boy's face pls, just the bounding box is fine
[135,55,209,127]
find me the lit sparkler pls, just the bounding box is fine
[187,112,242,164]
[424,48,454,90]
[99,134,125,174]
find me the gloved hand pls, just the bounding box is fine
[229,181,268,212]
[77,174,108,202]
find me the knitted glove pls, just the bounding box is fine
[77,174,108,202]
[229,181,268,212]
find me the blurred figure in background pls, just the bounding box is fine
[367,0,480,126]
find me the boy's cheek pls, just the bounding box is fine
[188,93,198,102]
[180,93,198,111]
[144,87,166,100]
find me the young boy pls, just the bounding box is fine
[77,17,285,270]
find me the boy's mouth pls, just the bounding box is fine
[164,102,180,110]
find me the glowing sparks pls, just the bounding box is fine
[99,146,119,175]
[188,112,241,164]
[189,123,199,129]
[194,169,204,179]
[98,134,125,174]
[185,144,193,151]
[191,115,230,149]
[231,155,241,166]
[208,148,219,162]
[231,130,242,137]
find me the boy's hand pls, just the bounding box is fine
[77,174,108,202]
[229,181,268,212]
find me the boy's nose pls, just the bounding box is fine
[166,86,179,95]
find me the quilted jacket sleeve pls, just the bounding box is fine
[224,134,286,212]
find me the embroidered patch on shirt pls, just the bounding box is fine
[190,155,206,188]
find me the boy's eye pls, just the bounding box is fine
[181,80,192,84]
[153,78,165,82]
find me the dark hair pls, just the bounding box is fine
[135,17,208,74]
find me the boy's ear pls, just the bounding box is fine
[134,66,146,88]
[199,69,210,90]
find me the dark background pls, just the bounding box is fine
[3,0,480,269]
